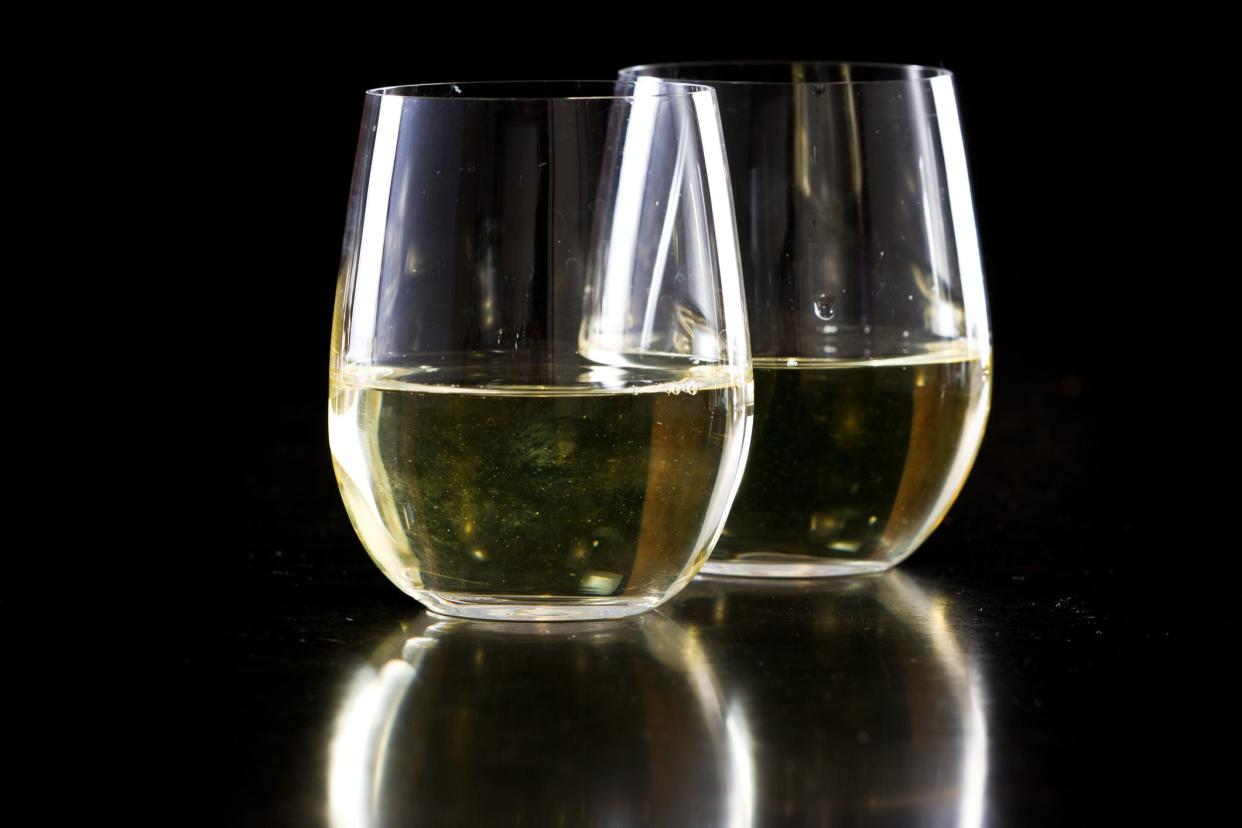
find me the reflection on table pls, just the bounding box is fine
[328,613,745,826]
[668,572,988,826]
[326,570,987,826]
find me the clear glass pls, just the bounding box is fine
[620,62,991,577]
[329,81,753,619]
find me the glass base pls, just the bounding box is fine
[700,556,893,578]
[414,591,664,621]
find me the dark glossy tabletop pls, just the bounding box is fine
[311,572,988,827]
[170,371,1230,827]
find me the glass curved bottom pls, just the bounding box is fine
[414,590,665,621]
[701,555,894,579]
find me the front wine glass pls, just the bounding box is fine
[329,81,752,620]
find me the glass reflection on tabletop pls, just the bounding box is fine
[665,571,989,827]
[328,613,750,827]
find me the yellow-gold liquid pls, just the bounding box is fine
[330,364,752,606]
[708,348,990,575]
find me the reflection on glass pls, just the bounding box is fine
[328,613,751,827]
[667,571,988,826]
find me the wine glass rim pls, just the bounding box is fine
[618,60,953,87]
[366,80,717,101]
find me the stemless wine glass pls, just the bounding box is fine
[328,81,752,620]
[621,62,991,577]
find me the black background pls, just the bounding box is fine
[68,27,1225,822]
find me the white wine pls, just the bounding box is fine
[330,361,752,616]
[708,346,990,576]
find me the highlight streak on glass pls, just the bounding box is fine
[347,96,403,363]
[932,77,988,349]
